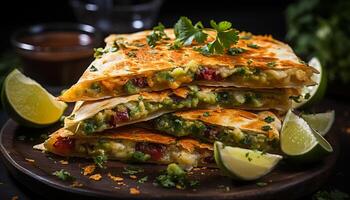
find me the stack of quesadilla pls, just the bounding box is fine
[35,25,317,169]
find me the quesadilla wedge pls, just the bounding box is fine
[34,128,213,169]
[59,29,317,102]
[153,109,281,152]
[65,85,296,135]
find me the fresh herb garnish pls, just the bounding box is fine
[245,152,252,162]
[147,23,169,48]
[199,20,239,55]
[261,125,272,132]
[122,166,144,175]
[247,43,260,49]
[203,112,210,117]
[155,163,199,189]
[264,116,275,123]
[93,153,107,168]
[89,65,98,72]
[256,182,268,187]
[227,47,246,56]
[247,59,253,65]
[267,61,277,67]
[53,169,75,181]
[137,176,148,184]
[240,33,252,40]
[173,16,208,47]
[93,43,119,58]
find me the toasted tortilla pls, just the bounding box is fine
[59,29,316,102]
[36,127,212,163]
[64,86,295,134]
[174,109,280,139]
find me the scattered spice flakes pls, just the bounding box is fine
[82,164,96,176]
[107,173,124,182]
[25,158,35,163]
[129,175,137,179]
[89,174,102,181]
[60,160,69,165]
[71,181,84,188]
[129,187,141,195]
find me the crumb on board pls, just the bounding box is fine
[25,158,35,163]
[129,175,137,179]
[60,160,69,165]
[71,181,83,188]
[129,187,140,195]
[82,165,96,176]
[108,173,124,182]
[89,174,102,181]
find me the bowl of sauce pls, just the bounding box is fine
[12,23,101,86]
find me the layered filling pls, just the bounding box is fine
[81,64,312,98]
[154,114,279,151]
[75,87,290,134]
[50,136,213,168]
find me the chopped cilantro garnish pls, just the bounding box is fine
[247,43,260,49]
[264,116,275,123]
[227,47,246,56]
[53,169,75,181]
[247,59,253,65]
[89,65,98,72]
[122,166,144,175]
[155,163,198,189]
[267,61,277,67]
[203,112,210,117]
[137,176,148,184]
[256,182,268,187]
[147,23,169,48]
[93,153,107,168]
[261,125,272,132]
[173,16,208,46]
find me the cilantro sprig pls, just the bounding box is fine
[173,16,208,46]
[147,23,169,48]
[202,20,239,54]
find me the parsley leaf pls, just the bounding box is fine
[227,47,246,56]
[202,20,239,54]
[137,176,148,184]
[264,116,275,123]
[147,23,169,48]
[203,112,210,117]
[173,16,208,46]
[122,166,144,175]
[261,125,272,132]
[52,169,75,181]
[93,153,107,168]
[131,151,151,163]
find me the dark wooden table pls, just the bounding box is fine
[1,97,349,199]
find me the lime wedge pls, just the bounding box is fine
[281,110,333,163]
[293,57,327,109]
[1,69,67,127]
[301,111,335,136]
[214,141,282,181]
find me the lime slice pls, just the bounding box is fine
[214,141,282,181]
[293,57,327,109]
[1,69,67,127]
[301,110,335,136]
[281,110,333,163]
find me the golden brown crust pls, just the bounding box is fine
[174,109,280,139]
[59,29,316,102]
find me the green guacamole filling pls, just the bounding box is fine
[154,114,278,151]
[78,86,266,135]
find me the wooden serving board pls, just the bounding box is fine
[0,119,339,200]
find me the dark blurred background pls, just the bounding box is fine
[0,0,350,199]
